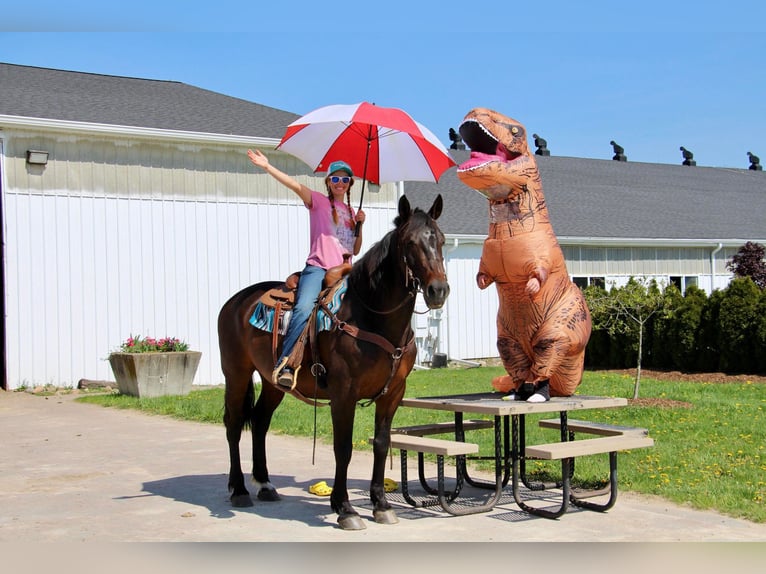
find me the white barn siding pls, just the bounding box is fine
[1,130,398,389]
[438,240,739,361]
[441,241,499,361]
[1,128,748,387]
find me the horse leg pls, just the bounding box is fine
[369,395,401,525]
[329,396,366,531]
[223,375,255,507]
[250,380,285,501]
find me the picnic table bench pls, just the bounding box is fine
[387,392,654,518]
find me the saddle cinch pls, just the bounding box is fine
[254,261,352,387]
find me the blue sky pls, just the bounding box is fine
[2,1,764,169]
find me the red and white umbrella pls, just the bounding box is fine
[277,102,456,232]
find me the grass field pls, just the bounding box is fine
[77,367,766,523]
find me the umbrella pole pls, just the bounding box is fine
[354,134,372,237]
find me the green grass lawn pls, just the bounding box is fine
[77,367,766,523]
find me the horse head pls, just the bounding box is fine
[394,194,450,309]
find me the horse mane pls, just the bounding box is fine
[351,227,395,293]
[350,206,431,293]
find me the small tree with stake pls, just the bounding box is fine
[585,278,667,399]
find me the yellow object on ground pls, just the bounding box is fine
[309,478,396,496]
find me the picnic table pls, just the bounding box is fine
[387,392,654,519]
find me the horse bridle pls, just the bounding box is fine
[346,255,431,316]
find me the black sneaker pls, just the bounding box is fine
[517,382,536,401]
[527,380,550,403]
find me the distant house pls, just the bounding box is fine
[1,63,764,389]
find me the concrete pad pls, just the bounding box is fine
[1,389,765,544]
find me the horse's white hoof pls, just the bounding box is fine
[373,509,399,524]
[338,514,367,530]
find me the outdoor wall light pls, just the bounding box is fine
[26,150,49,165]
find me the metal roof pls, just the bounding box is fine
[406,150,766,243]
[0,62,298,138]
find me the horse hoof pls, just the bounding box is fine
[257,488,281,502]
[337,514,366,531]
[373,509,399,525]
[231,494,254,508]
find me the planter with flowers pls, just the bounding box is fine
[108,335,201,398]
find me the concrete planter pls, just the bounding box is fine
[108,351,202,398]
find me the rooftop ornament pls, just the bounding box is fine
[532,133,550,156]
[680,146,696,166]
[747,151,762,171]
[610,140,627,162]
[448,128,466,150]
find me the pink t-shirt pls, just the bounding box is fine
[304,191,356,269]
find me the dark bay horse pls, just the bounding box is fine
[218,194,448,530]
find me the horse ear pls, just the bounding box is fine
[397,194,412,221]
[428,194,443,220]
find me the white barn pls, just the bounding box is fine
[2,63,764,390]
[0,63,404,390]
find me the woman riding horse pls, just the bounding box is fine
[218,191,448,530]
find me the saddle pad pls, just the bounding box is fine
[249,300,283,333]
[316,279,347,331]
[249,278,347,334]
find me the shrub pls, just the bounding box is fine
[718,278,761,373]
[668,286,707,371]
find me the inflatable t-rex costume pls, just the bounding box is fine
[456,108,591,401]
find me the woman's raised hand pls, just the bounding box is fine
[247,149,269,170]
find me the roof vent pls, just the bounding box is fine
[532,133,550,156]
[747,151,762,171]
[448,128,465,150]
[680,146,696,166]
[610,140,627,162]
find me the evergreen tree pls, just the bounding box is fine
[718,277,761,373]
[755,290,766,373]
[669,285,707,371]
[698,290,724,371]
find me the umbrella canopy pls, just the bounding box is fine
[276,102,456,186]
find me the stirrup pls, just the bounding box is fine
[277,368,295,391]
[272,357,289,386]
[273,358,300,392]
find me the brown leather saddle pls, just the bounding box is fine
[256,261,352,367]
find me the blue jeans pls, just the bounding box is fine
[277,264,326,366]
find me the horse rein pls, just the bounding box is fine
[315,292,415,408]
[303,244,439,407]
[283,257,420,409]
[346,256,424,316]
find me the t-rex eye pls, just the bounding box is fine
[511,127,519,134]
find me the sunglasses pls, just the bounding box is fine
[329,176,351,184]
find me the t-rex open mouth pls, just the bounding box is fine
[457,118,522,173]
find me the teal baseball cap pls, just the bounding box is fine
[327,160,353,177]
